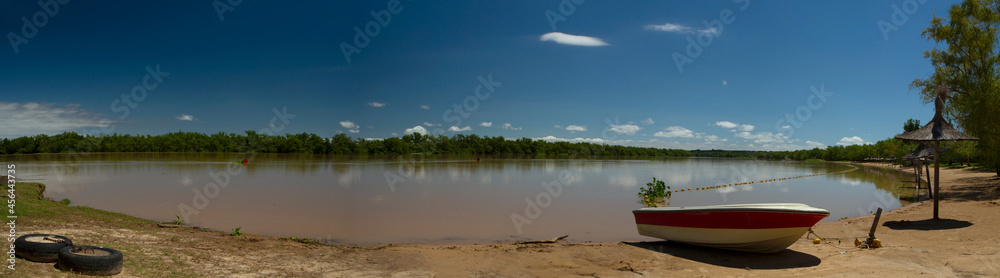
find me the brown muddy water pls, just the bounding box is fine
[4,153,919,244]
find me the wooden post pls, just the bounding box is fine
[924,161,932,198]
[913,160,921,192]
[866,207,883,246]
[933,141,941,220]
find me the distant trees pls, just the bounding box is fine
[0,131,693,157]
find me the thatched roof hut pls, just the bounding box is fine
[893,87,978,220]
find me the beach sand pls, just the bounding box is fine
[10,163,999,277]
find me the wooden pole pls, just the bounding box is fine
[933,141,941,220]
[866,207,883,246]
[925,160,932,198]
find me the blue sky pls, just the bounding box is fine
[0,0,961,151]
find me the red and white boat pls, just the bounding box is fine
[633,203,829,253]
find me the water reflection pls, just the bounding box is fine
[3,153,917,244]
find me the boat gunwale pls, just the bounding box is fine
[632,203,830,216]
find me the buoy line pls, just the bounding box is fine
[667,166,859,194]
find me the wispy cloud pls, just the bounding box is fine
[480,122,493,127]
[448,126,472,132]
[0,102,106,137]
[641,118,655,125]
[339,120,360,133]
[836,136,870,146]
[423,122,440,127]
[645,23,692,33]
[735,131,788,144]
[404,125,427,135]
[565,125,587,132]
[646,22,719,35]
[653,126,695,138]
[715,121,754,132]
[175,114,196,121]
[539,32,609,47]
[806,140,826,148]
[533,136,607,144]
[722,80,728,86]
[368,102,387,108]
[419,105,430,110]
[609,124,641,135]
[501,123,522,130]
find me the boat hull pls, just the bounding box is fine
[633,203,829,253]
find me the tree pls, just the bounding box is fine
[911,0,1000,175]
[903,118,922,133]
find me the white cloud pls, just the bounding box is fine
[641,118,655,125]
[609,124,641,135]
[423,122,440,127]
[533,136,607,144]
[722,80,728,86]
[368,102,387,108]
[735,131,788,144]
[645,23,692,33]
[501,123,522,130]
[553,124,562,129]
[653,126,695,138]
[836,136,871,146]
[0,102,107,137]
[419,105,430,110]
[806,141,826,148]
[700,27,720,36]
[701,134,726,142]
[175,114,196,121]
[448,126,472,132]
[339,121,360,133]
[715,121,754,132]
[646,23,720,35]
[565,125,587,132]
[480,122,493,127]
[539,32,609,47]
[404,125,427,135]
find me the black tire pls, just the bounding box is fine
[55,245,123,276]
[14,234,73,263]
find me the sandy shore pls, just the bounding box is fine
[11,163,1000,277]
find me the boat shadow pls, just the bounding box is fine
[623,241,821,269]
[883,218,973,230]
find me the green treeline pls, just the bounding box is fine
[0,131,986,168]
[0,131,692,157]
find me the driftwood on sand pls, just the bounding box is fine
[515,235,569,244]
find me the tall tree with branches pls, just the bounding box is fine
[911,0,1000,175]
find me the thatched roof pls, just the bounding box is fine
[903,143,949,160]
[895,114,979,141]
[895,88,979,142]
